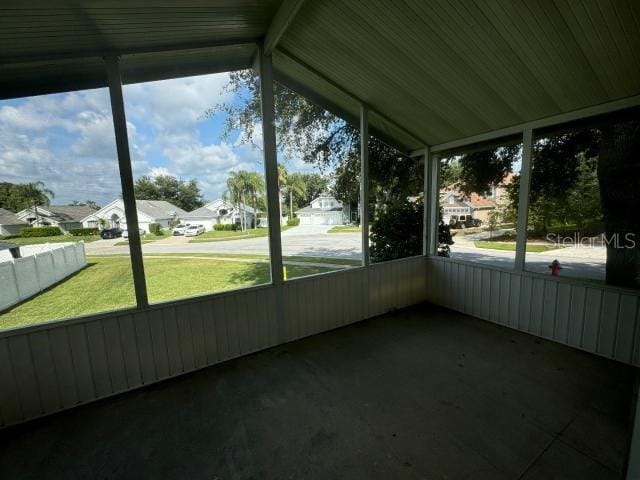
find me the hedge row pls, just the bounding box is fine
[69,227,99,236]
[213,223,239,231]
[20,226,62,237]
[287,217,300,226]
[148,223,162,235]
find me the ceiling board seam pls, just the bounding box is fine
[276,47,428,148]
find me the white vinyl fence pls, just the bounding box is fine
[0,242,87,311]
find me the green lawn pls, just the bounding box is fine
[328,225,361,233]
[143,252,362,266]
[474,241,560,253]
[0,254,337,329]
[0,234,100,245]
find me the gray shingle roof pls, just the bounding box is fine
[43,205,98,222]
[135,200,188,219]
[0,208,15,215]
[0,214,27,226]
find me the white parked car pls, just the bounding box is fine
[172,224,191,235]
[184,224,205,237]
[122,228,145,239]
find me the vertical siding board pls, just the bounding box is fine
[214,297,230,362]
[246,291,260,352]
[8,335,42,418]
[147,309,170,380]
[235,293,251,353]
[490,270,501,323]
[85,321,112,397]
[598,291,621,357]
[519,277,532,332]
[0,338,22,425]
[615,295,638,363]
[255,289,269,348]
[101,318,128,393]
[568,286,586,347]
[67,323,96,402]
[267,287,278,347]
[28,331,61,414]
[133,311,157,384]
[202,300,219,364]
[224,296,240,358]
[465,264,474,316]
[529,279,545,335]
[472,267,482,318]
[284,284,294,340]
[162,307,183,376]
[499,272,510,325]
[188,303,207,368]
[175,304,196,373]
[582,289,603,352]
[554,284,572,344]
[541,281,557,339]
[455,263,465,312]
[480,269,491,320]
[118,315,142,389]
[48,327,79,408]
[508,274,521,328]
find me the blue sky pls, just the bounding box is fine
[0,70,317,209]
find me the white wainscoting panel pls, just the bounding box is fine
[0,256,427,428]
[426,258,640,367]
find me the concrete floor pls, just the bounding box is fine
[0,304,635,479]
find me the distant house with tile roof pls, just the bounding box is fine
[81,199,187,233]
[16,205,98,233]
[440,174,513,226]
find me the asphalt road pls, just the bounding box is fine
[84,226,606,281]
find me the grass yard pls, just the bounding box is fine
[143,252,362,266]
[328,225,361,233]
[0,254,337,330]
[474,241,560,253]
[0,234,100,245]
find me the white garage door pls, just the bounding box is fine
[311,213,342,225]
[299,215,312,225]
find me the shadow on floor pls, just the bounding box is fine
[0,303,635,479]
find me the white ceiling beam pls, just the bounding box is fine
[430,94,640,154]
[264,0,306,56]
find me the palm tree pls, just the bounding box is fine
[23,181,54,226]
[277,164,288,222]
[285,172,306,220]
[246,171,265,226]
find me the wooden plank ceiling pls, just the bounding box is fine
[1,0,639,151]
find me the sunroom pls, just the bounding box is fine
[1,1,639,479]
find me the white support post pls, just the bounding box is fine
[360,104,370,266]
[422,147,431,256]
[105,56,149,308]
[257,46,284,287]
[514,128,533,271]
[428,153,440,255]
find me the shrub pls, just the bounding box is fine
[370,201,423,263]
[287,217,300,227]
[69,227,99,236]
[20,226,62,237]
[213,223,237,231]
[148,223,162,235]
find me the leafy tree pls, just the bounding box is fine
[0,181,54,213]
[295,173,329,207]
[68,200,100,210]
[370,200,423,263]
[283,172,306,219]
[133,174,205,212]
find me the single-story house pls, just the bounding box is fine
[295,194,353,225]
[82,199,187,233]
[0,208,28,236]
[15,205,98,233]
[182,199,258,231]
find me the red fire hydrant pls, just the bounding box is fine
[549,259,561,277]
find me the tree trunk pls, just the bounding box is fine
[289,191,293,220]
[598,120,640,289]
